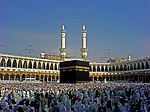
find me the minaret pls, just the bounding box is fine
[59,25,67,60]
[81,25,88,60]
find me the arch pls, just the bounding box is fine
[130,64,133,70]
[22,74,25,81]
[4,74,9,80]
[42,62,45,69]
[10,74,14,80]
[109,66,112,72]
[16,74,20,81]
[1,58,6,67]
[145,61,149,69]
[99,77,102,81]
[7,59,11,67]
[41,75,43,82]
[93,66,96,72]
[105,66,108,72]
[94,77,97,81]
[28,61,32,69]
[36,75,39,80]
[33,62,37,69]
[23,60,27,68]
[120,65,123,71]
[50,63,53,70]
[141,62,144,69]
[38,62,41,69]
[46,63,49,70]
[18,60,22,68]
[48,76,51,82]
[50,63,54,70]
[97,66,100,72]
[124,65,127,71]
[134,63,136,70]
[0,73,3,80]
[127,66,130,71]
[55,63,57,70]
[12,60,17,67]
[137,63,140,70]
[106,76,109,81]
[44,75,47,82]
[112,65,115,71]
[101,66,104,72]
[116,65,119,71]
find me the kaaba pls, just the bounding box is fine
[60,60,90,83]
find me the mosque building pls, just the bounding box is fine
[0,25,150,83]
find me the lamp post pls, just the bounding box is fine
[108,48,111,60]
[25,44,34,56]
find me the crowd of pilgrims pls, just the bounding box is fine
[0,82,150,112]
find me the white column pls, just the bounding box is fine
[47,76,49,82]
[14,75,16,81]
[9,75,10,81]
[3,75,4,80]
[22,60,24,68]
[91,66,93,72]
[51,76,52,82]
[55,76,57,82]
[32,61,34,69]
[95,66,97,72]
[16,60,19,68]
[92,77,94,81]
[20,75,22,81]
[11,59,13,67]
[39,75,41,81]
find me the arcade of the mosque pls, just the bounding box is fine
[0,25,150,83]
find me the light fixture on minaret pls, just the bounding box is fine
[59,25,67,60]
[81,25,88,60]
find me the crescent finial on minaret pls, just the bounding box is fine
[82,25,86,30]
[61,24,65,30]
